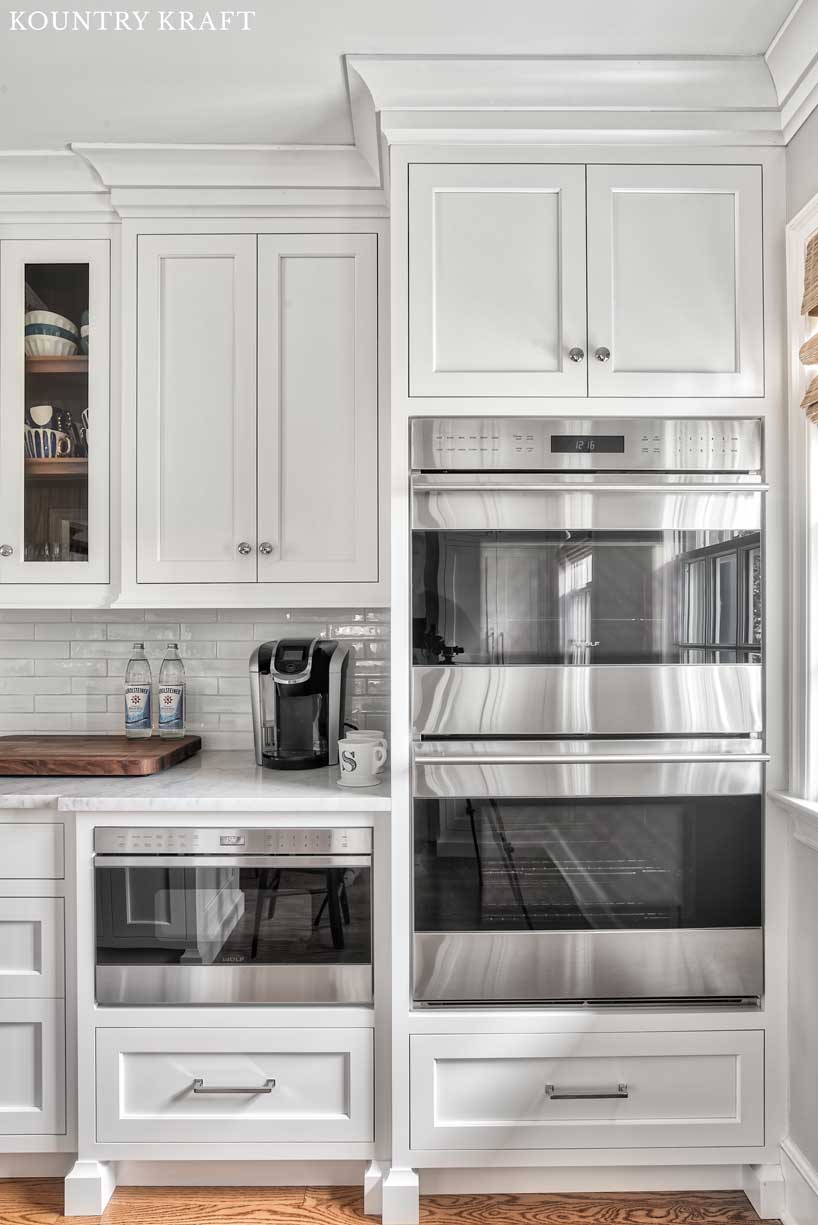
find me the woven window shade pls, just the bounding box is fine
[803,233,818,316]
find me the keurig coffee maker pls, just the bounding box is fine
[250,638,349,770]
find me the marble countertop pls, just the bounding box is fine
[0,751,391,812]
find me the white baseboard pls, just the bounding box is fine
[115,1160,367,1186]
[419,1165,746,1195]
[782,1137,818,1225]
[0,1154,73,1178]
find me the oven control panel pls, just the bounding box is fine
[411,417,763,474]
[93,827,373,855]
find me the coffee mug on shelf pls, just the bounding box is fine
[345,729,388,751]
[337,737,387,788]
[24,425,72,459]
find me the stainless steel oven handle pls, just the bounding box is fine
[413,752,770,766]
[93,855,371,869]
[412,478,768,494]
[192,1078,275,1095]
[546,1083,629,1101]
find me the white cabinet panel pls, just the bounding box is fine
[0,898,63,998]
[411,1030,764,1150]
[0,999,65,1135]
[587,165,763,396]
[0,823,63,880]
[409,164,587,396]
[137,235,257,583]
[257,235,378,583]
[96,1026,373,1143]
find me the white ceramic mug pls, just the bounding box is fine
[346,729,387,751]
[338,737,386,787]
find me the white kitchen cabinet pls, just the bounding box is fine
[586,165,764,397]
[411,1030,764,1151]
[408,162,763,400]
[0,821,64,880]
[257,234,378,583]
[135,231,381,595]
[409,164,587,397]
[0,897,64,998]
[0,999,65,1136]
[95,1026,374,1144]
[136,234,258,584]
[0,239,110,584]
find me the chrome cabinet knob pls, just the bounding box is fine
[568,347,585,363]
[595,347,611,363]
[237,542,253,556]
[258,542,274,555]
[0,545,13,558]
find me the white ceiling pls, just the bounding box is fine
[0,0,797,149]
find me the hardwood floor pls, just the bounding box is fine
[0,1182,781,1225]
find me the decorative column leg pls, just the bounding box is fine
[64,1160,116,1217]
[381,1167,419,1225]
[363,1159,385,1215]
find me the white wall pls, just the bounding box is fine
[788,105,818,220]
[0,608,389,748]
[788,837,818,1174]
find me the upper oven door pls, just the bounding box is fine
[412,474,763,737]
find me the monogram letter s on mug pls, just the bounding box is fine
[337,733,387,788]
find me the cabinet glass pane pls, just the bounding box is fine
[23,263,89,563]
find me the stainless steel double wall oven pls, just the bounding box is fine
[411,418,765,1006]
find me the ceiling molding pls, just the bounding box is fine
[0,150,115,218]
[345,54,786,146]
[766,0,818,141]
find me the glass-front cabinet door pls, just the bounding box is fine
[0,240,109,584]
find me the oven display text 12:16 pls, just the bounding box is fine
[550,435,626,454]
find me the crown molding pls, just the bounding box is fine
[345,54,786,146]
[766,0,818,141]
[0,150,115,219]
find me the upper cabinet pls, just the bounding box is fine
[135,229,382,600]
[586,165,763,398]
[0,239,110,585]
[409,164,587,397]
[408,163,763,400]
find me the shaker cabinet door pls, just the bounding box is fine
[409,164,587,397]
[257,234,379,583]
[587,165,763,397]
[136,235,258,583]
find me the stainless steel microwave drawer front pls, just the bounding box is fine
[412,664,762,738]
[409,1029,764,1151]
[413,929,763,1005]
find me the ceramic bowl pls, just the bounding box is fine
[28,404,54,427]
[24,425,72,459]
[25,310,78,336]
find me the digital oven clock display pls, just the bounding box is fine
[551,435,626,454]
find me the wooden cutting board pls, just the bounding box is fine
[0,734,202,776]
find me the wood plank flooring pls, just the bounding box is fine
[0,1181,782,1225]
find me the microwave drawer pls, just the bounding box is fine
[410,1030,764,1151]
[96,1027,373,1144]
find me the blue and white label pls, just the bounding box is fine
[159,685,185,731]
[125,685,151,730]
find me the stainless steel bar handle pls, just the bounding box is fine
[545,1083,628,1101]
[192,1078,275,1095]
[412,478,768,494]
[413,752,770,766]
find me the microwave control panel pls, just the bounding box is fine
[94,827,373,855]
[411,417,763,474]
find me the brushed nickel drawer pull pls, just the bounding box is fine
[192,1078,275,1095]
[545,1082,628,1101]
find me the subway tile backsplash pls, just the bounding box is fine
[0,608,390,749]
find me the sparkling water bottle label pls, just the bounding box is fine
[125,685,151,730]
[159,685,184,730]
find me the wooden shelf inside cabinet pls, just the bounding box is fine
[24,458,88,479]
[25,355,88,375]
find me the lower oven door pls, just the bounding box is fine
[94,854,372,1005]
[413,740,765,1005]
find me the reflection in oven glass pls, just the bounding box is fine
[413,529,762,665]
[414,798,762,933]
[96,866,371,967]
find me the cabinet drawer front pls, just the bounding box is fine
[0,898,63,998]
[0,823,64,879]
[0,999,65,1135]
[411,1031,764,1150]
[96,1027,373,1143]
